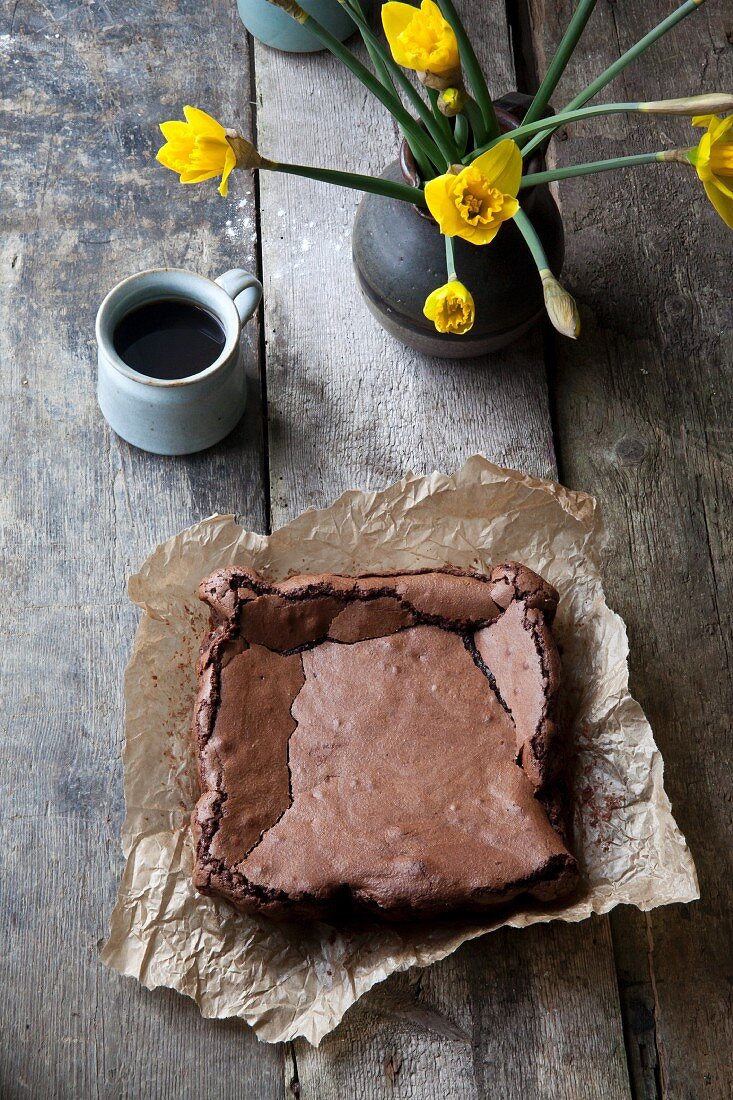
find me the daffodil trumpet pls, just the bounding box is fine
[423,277,476,334]
[467,94,733,164]
[521,0,710,159]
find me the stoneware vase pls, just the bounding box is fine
[352,93,565,358]
[237,0,365,52]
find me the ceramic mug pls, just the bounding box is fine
[237,0,362,52]
[96,267,262,455]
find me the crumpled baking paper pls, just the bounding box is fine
[101,456,698,1045]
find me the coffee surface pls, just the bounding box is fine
[113,298,226,379]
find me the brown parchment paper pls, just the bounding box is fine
[101,456,698,1045]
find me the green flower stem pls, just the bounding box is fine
[435,0,500,143]
[519,150,664,188]
[470,94,730,162]
[292,10,445,173]
[463,96,488,152]
[335,0,457,169]
[522,0,598,127]
[343,0,396,93]
[469,101,641,160]
[271,159,428,207]
[427,88,456,147]
[445,234,457,280]
[454,112,469,156]
[513,209,550,277]
[521,0,707,158]
[340,0,437,182]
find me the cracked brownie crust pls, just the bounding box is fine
[191,563,578,921]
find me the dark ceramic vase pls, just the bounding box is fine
[352,93,564,358]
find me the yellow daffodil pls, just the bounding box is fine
[157,106,238,197]
[423,280,475,334]
[424,139,521,245]
[382,0,460,83]
[687,113,733,228]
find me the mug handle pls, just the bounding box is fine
[215,268,263,324]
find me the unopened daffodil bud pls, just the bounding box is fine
[423,279,475,334]
[382,0,461,88]
[157,106,274,197]
[540,271,580,339]
[639,93,733,116]
[425,140,521,245]
[438,87,467,117]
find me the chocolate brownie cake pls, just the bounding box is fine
[191,563,578,921]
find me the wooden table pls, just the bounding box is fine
[2,0,731,1095]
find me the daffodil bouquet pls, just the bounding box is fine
[158,0,732,340]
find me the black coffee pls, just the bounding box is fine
[113,299,226,380]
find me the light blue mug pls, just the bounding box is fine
[237,0,362,52]
[96,268,262,455]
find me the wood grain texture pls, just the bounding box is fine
[525,0,733,1096]
[0,1,279,1097]
[254,3,631,1096]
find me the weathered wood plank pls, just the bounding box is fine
[526,0,733,1096]
[254,3,631,1095]
[0,1,281,1096]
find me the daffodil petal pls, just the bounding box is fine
[180,167,222,183]
[421,0,445,21]
[156,144,187,171]
[183,105,226,139]
[424,173,458,234]
[159,120,193,142]
[471,139,522,197]
[218,146,237,197]
[691,114,716,129]
[709,173,733,200]
[381,2,423,68]
[703,179,733,227]
[381,2,417,39]
[472,222,501,246]
[694,132,713,180]
[423,278,475,334]
[710,114,733,142]
[501,196,520,220]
